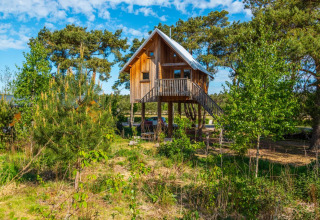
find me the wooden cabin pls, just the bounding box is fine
[120,28,222,137]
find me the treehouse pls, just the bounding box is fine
[120,28,222,137]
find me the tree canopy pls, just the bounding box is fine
[34,24,128,83]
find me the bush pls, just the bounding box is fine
[0,159,20,185]
[0,98,18,147]
[158,118,202,162]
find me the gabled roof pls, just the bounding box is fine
[120,28,213,78]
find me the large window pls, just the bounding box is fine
[174,69,181,78]
[183,69,191,79]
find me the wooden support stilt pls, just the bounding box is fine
[141,103,145,133]
[130,103,134,127]
[198,104,202,140]
[157,99,162,140]
[168,101,173,138]
[178,102,181,119]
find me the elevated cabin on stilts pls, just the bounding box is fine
[120,28,222,138]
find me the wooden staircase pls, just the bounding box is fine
[140,78,223,117]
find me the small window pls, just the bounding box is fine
[173,53,177,57]
[142,72,149,80]
[174,69,181,78]
[149,51,154,57]
[183,69,191,79]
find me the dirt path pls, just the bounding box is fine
[205,139,316,166]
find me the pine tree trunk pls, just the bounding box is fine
[310,83,320,150]
[255,135,260,178]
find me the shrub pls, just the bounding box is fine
[0,98,18,147]
[0,159,20,185]
[158,118,202,162]
[32,72,115,187]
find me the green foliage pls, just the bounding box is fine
[0,98,17,146]
[158,118,202,162]
[36,24,128,81]
[0,158,20,185]
[144,180,177,206]
[13,40,51,101]
[223,28,298,153]
[32,71,115,176]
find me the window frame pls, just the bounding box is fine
[173,69,182,79]
[183,68,191,79]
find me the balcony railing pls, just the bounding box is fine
[140,78,223,117]
[157,78,190,96]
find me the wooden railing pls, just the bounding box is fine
[140,78,223,117]
[140,86,159,103]
[190,81,223,116]
[157,78,190,96]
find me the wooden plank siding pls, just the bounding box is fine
[129,32,209,103]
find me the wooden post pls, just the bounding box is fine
[168,101,173,138]
[198,104,202,140]
[141,103,145,133]
[130,103,134,127]
[157,99,162,140]
[178,102,181,119]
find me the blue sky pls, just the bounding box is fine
[0,0,251,95]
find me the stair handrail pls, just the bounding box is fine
[189,80,223,116]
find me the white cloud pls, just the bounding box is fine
[133,7,167,21]
[44,22,55,29]
[116,24,149,42]
[0,24,11,34]
[0,0,250,50]
[158,15,166,21]
[98,10,111,19]
[0,36,26,50]
[0,25,30,50]
[0,0,59,20]
[0,0,249,25]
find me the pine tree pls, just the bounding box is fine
[33,67,115,189]
[35,24,128,83]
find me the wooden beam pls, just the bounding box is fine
[130,103,134,128]
[178,102,181,119]
[162,62,187,67]
[198,104,202,140]
[156,100,162,140]
[168,102,173,138]
[141,103,145,133]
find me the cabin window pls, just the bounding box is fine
[142,72,149,80]
[173,53,177,57]
[183,69,191,79]
[149,51,154,57]
[174,69,181,78]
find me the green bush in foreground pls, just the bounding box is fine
[158,118,203,162]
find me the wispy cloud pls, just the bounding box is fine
[0,0,250,50]
[134,7,167,21]
[0,0,247,22]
